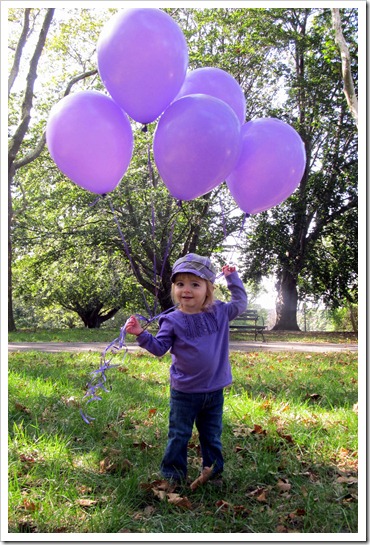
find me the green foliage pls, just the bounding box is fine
[238,8,358,327]
[8,7,359,332]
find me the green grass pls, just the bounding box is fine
[8,349,358,534]
[8,327,358,344]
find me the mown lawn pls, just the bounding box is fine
[8,348,359,535]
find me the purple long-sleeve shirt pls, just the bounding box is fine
[136,272,247,393]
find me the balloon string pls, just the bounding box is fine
[107,197,153,317]
[151,196,159,317]
[135,304,179,330]
[214,202,250,279]
[225,212,249,267]
[159,212,177,282]
[219,196,228,240]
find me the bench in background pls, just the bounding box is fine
[229,309,267,342]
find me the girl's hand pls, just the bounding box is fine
[125,316,144,336]
[222,264,236,277]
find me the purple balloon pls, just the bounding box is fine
[46,91,133,195]
[153,94,241,201]
[226,118,306,214]
[97,8,188,124]
[175,67,246,124]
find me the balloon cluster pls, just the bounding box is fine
[46,8,306,215]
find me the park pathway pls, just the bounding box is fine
[8,340,358,354]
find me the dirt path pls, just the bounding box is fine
[8,341,358,354]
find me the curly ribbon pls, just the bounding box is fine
[80,305,178,424]
[80,322,129,424]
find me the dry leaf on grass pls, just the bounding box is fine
[133,440,154,450]
[337,475,358,485]
[15,402,31,414]
[167,493,192,510]
[276,478,292,493]
[140,479,193,510]
[76,498,98,508]
[247,486,269,503]
[99,456,133,475]
[277,429,294,443]
[22,499,39,512]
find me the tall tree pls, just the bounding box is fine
[8,8,55,331]
[8,7,102,330]
[240,8,358,330]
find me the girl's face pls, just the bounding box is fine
[173,273,208,314]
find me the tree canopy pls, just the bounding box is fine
[7,7,360,330]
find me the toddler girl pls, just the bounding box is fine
[126,253,247,485]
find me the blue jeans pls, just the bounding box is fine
[160,387,224,482]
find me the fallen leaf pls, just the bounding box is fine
[140,479,177,495]
[337,475,358,485]
[76,498,98,508]
[152,489,167,501]
[167,493,192,510]
[215,499,232,511]
[133,441,153,450]
[22,499,38,512]
[62,396,79,406]
[277,479,292,493]
[277,429,294,444]
[252,424,267,435]
[20,453,37,464]
[99,456,132,475]
[77,485,93,495]
[289,509,306,519]
[247,486,268,498]
[256,490,268,503]
[143,505,156,516]
[15,402,31,414]
[276,524,288,533]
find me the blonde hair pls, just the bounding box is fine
[171,272,215,311]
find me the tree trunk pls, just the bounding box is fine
[348,301,358,334]
[78,306,120,328]
[272,270,300,331]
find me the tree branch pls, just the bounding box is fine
[13,69,99,171]
[8,9,55,166]
[331,8,358,128]
[306,197,357,246]
[8,8,31,94]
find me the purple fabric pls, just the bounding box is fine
[136,272,247,393]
